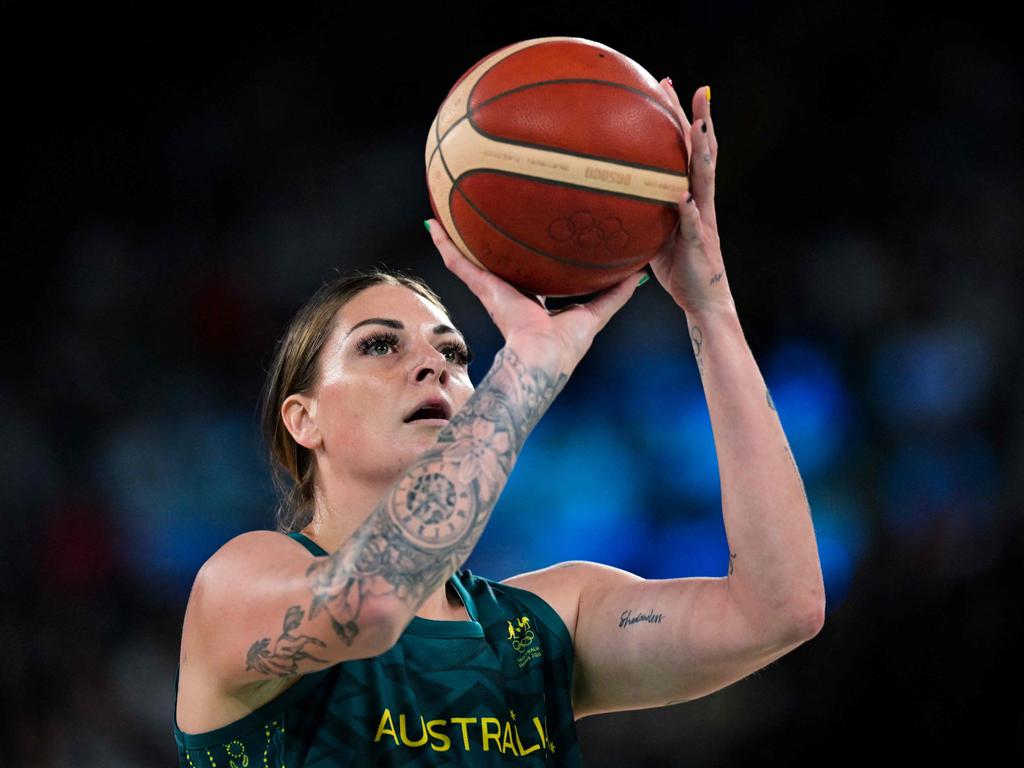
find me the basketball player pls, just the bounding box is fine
[173,82,825,766]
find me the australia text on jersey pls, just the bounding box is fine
[374,708,558,756]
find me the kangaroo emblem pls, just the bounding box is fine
[506,615,535,651]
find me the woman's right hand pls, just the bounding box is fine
[425,218,646,372]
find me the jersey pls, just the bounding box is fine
[173,532,582,766]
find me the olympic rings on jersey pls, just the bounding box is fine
[511,630,535,652]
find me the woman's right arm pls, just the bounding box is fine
[184,339,569,694]
[186,219,643,696]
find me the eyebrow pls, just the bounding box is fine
[344,317,464,340]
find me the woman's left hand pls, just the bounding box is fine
[648,82,736,316]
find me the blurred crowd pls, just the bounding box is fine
[4,3,1020,764]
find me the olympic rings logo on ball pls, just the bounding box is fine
[548,211,631,252]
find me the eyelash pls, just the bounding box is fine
[355,331,474,367]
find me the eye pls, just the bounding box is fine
[440,341,474,367]
[356,331,400,357]
[356,331,473,367]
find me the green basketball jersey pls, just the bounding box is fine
[173,532,581,766]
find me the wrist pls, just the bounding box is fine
[682,296,739,325]
[504,334,575,377]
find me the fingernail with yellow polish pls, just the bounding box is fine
[705,85,711,104]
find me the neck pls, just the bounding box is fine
[302,471,388,554]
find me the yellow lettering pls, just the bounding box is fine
[426,719,451,752]
[398,714,428,747]
[532,716,547,748]
[374,709,398,745]
[450,717,476,751]
[502,720,518,755]
[480,717,503,752]
[514,721,541,755]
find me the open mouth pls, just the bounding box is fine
[402,399,451,424]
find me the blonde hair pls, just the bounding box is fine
[258,266,453,533]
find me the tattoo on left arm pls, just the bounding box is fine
[767,387,809,505]
[618,609,665,629]
[728,550,737,576]
[690,325,704,379]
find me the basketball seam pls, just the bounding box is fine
[446,175,653,272]
[429,104,687,193]
[467,78,686,175]
[457,167,680,209]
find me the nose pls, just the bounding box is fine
[410,340,449,385]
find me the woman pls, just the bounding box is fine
[173,82,825,767]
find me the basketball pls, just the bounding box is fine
[425,36,689,298]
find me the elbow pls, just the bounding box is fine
[372,601,413,654]
[765,587,825,647]
[330,599,407,660]
[788,573,827,641]
[784,596,825,643]
[800,599,826,639]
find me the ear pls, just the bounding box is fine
[281,393,322,451]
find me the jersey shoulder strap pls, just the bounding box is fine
[287,530,328,557]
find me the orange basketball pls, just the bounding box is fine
[425,36,689,298]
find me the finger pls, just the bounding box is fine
[659,77,691,132]
[679,188,705,248]
[426,218,503,304]
[578,269,646,334]
[691,85,716,163]
[426,219,553,340]
[515,288,546,311]
[690,117,718,234]
[659,78,692,163]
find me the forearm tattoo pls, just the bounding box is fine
[689,324,704,378]
[767,387,809,503]
[246,347,570,676]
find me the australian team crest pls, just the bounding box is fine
[506,615,542,668]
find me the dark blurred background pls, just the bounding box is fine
[3,1,1021,764]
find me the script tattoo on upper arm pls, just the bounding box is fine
[246,347,569,676]
[618,609,665,628]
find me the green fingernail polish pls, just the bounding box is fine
[638,273,650,287]
[423,220,431,232]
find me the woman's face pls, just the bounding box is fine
[300,283,476,487]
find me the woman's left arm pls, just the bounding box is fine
[504,83,825,719]
[651,81,825,631]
